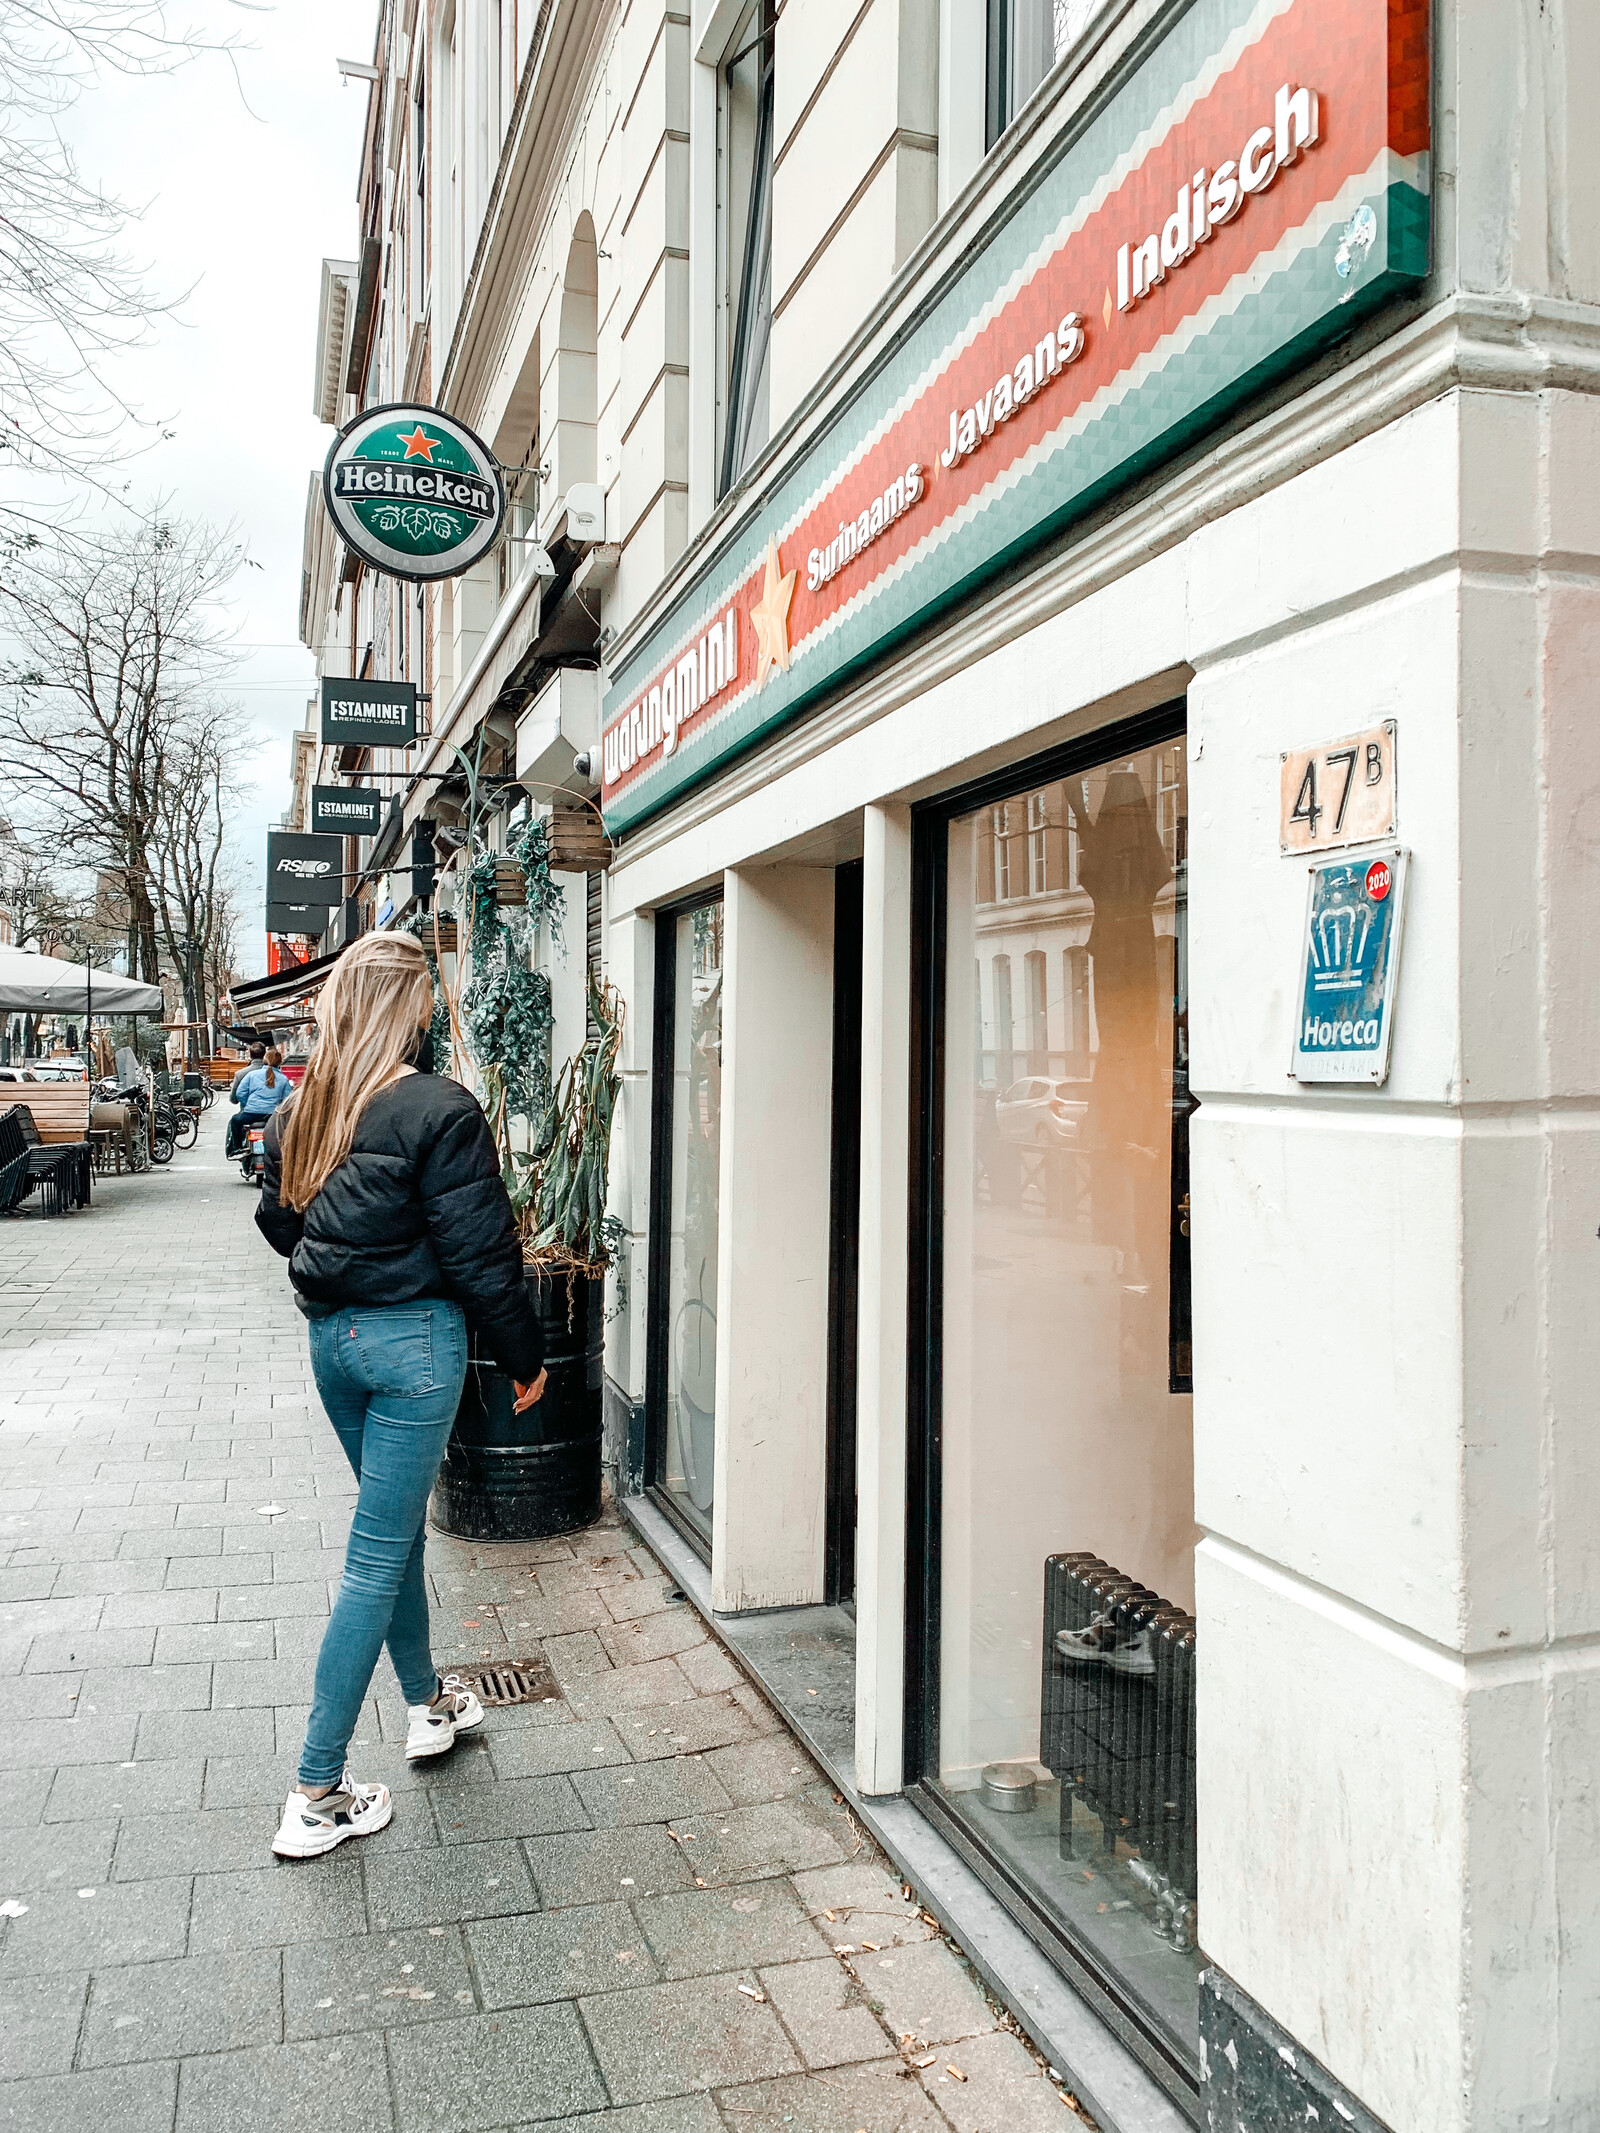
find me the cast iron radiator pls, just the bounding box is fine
[1041,1553,1197,1930]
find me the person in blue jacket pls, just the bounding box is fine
[227,1044,292,1155]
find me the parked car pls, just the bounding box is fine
[994,1074,1089,1146]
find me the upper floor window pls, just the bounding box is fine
[716,0,775,499]
[992,802,1014,900]
[1027,791,1050,895]
[986,0,1109,147]
[413,65,427,304]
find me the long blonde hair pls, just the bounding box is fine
[278,931,433,1211]
[264,1045,282,1089]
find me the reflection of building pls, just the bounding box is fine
[973,749,1185,1087]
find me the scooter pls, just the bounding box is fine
[240,1122,267,1187]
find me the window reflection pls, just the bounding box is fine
[662,900,724,1544]
[937,739,1198,2066]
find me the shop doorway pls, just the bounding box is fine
[906,703,1199,2109]
[825,859,863,1608]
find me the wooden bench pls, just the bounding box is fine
[12,1082,93,1143]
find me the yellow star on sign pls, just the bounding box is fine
[750,535,797,688]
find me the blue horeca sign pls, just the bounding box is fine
[1292,849,1409,1085]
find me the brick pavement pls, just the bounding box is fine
[0,1107,1077,2131]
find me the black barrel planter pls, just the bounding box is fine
[430,1270,603,1541]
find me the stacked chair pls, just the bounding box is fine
[0,1104,92,1215]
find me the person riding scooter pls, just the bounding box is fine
[226,1044,292,1157]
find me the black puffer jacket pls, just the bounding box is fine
[256,1072,542,1382]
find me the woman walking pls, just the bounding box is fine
[255,931,545,1857]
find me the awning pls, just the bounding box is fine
[226,943,347,1022]
[0,946,166,1015]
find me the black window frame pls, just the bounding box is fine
[903,697,1198,2117]
[716,0,777,500]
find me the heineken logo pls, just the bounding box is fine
[323,403,505,583]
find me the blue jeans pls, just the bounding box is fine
[299,1299,468,1787]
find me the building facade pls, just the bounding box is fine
[291,0,1600,2125]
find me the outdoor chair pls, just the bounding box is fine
[0,1103,91,1215]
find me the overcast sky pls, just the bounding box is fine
[52,0,379,974]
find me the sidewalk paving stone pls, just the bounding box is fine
[283,1926,477,2037]
[0,1123,1040,2132]
[0,1818,119,1890]
[0,2057,179,2133]
[467,1902,660,2008]
[523,1825,695,1909]
[0,1972,90,2079]
[757,1954,900,2069]
[631,1880,833,1980]
[173,2033,393,2133]
[188,1855,368,1952]
[77,1947,283,2065]
[0,1874,193,1975]
[578,1971,802,2104]
[366,1838,540,1930]
[387,2004,609,2130]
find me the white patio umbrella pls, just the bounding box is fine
[0,945,165,1015]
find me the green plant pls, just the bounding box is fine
[399,912,454,1077]
[514,973,624,1275]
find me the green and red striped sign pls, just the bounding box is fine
[601,0,1430,834]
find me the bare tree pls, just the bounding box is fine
[0,514,248,982]
[0,2,247,509]
[151,701,242,1054]
[0,818,88,952]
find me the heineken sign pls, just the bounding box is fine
[323,403,505,581]
[319,676,417,750]
[311,784,384,836]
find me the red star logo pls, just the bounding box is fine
[397,424,438,461]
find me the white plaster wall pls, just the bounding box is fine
[710,864,836,1610]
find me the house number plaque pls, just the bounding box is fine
[1280,721,1396,854]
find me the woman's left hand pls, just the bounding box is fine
[513,1370,548,1413]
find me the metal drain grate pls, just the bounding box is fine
[457,1658,560,1707]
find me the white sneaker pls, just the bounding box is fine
[405,1673,484,1762]
[271,1769,392,1858]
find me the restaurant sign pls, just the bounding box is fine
[323,404,505,582]
[319,677,419,750]
[601,0,1430,834]
[311,784,384,836]
[265,832,344,906]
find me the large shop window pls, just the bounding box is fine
[648,895,725,1553]
[911,711,1198,2097]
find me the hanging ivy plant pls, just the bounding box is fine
[460,824,558,1151]
[399,911,454,1078]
